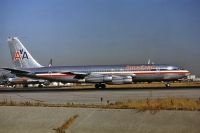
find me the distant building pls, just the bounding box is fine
[187,75,196,80]
[187,75,200,81]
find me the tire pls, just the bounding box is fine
[101,84,106,89]
[95,84,106,89]
[95,84,99,89]
[38,84,43,88]
[23,84,28,88]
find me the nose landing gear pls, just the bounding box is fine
[165,82,171,87]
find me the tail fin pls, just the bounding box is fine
[7,37,43,68]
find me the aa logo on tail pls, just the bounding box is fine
[14,49,29,61]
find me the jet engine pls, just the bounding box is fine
[110,76,132,84]
[85,75,112,83]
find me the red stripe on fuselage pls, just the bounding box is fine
[36,73,75,78]
[134,71,190,75]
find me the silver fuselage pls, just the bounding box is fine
[16,64,190,84]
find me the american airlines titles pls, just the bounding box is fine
[125,65,157,71]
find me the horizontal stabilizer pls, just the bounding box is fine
[2,68,30,74]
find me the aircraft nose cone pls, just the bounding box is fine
[185,70,191,76]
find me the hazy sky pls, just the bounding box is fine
[0,0,200,76]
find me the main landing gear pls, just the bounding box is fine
[23,84,28,88]
[95,84,106,89]
[38,84,43,88]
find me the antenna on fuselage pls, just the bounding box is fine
[48,59,53,67]
[148,59,151,64]
[147,59,155,65]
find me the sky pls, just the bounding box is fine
[0,0,200,76]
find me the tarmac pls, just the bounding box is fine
[0,87,200,133]
[0,106,200,133]
[0,87,200,104]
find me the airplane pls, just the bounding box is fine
[5,58,52,87]
[0,38,50,87]
[7,77,48,87]
[3,37,191,88]
[0,69,11,86]
[0,68,48,87]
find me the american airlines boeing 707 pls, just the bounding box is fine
[3,37,191,88]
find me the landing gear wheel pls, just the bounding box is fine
[101,84,106,89]
[95,84,106,89]
[23,84,28,88]
[38,84,43,88]
[95,84,99,89]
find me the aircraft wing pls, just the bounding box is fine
[2,68,31,75]
[61,72,89,79]
[3,68,89,79]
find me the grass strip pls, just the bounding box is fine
[0,98,200,111]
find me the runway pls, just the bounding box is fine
[1,87,200,133]
[0,87,200,104]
